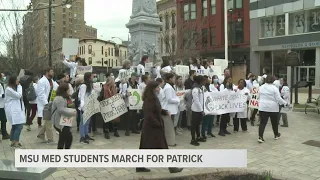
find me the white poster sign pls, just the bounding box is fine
[248,87,259,109]
[128,89,143,110]
[145,62,153,73]
[62,38,79,57]
[204,91,247,115]
[59,115,74,127]
[83,93,100,123]
[17,69,25,80]
[175,65,189,76]
[100,94,128,123]
[196,69,208,76]
[77,66,93,75]
[214,59,228,73]
[208,66,222,77]
[176,90,188,101]
[118,70,132,81]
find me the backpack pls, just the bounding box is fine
[26,83,37,101]
[72,85,81,108]
[184,87,201,110]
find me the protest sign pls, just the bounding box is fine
[62,38,79,57]
[145,62,153,73]
[77,66,92,75]
[49,85,58,102]
[118,70,131,81]
[17,69,25,80]
[128,89,143,110]
[100,94,128,123]
[248,87,259,109]
[93,82,102,92]
[204,91,247,115]
[83,93,100,123]
[175,65,189,76]
[208,66,222,77]
[176,90,188,101]
[214,59,228,73]
[59,115,74,127]
[196,69,208,76]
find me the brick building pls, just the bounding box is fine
[176,0,250,67]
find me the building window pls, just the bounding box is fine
[211,0,216,15]
[172,35,176,53]
[228,0,242,9]
[63,8,66,13]
[108,47,110,56]
[171,12,176,28]
[63,21,66,25]
[165,36,170,53]
[112,59,114,67]
[89,57,92,65]
[260,17,275,37]
[184,4,189,20]
[234,20,244,43]
[235,0,242,9]
[202,0,207,17]
[111,48,114,56]
[202,29,208,48]
[190,3,196,19]
[160,38,163,53]
[88,45,92,54]
[210,27,216,46]
[83,45,85,54]
[165,14,169,30]
[160,16,163,31]
[101,46,104,55]
[289,8,320,35]
[125,51,127,58]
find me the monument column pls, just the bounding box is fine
[126,0,162,65]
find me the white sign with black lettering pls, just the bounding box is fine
[100,94,128,123]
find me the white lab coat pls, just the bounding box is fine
[157,87,165,108]
[230,87,251,119]
[5,85,26,125]
[209,84,219,92]
[280,86,290,104]
[191,86,204,112]
[258,84,287,112]
[119,82,129,107]
[137,64,145,84]
[161,66,172,73]
[36,76,59,117]
[163,83,180,115]
[63,59,77,79]
[0,83,5,108]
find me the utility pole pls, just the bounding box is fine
[48,0,52,67]
[229,9,233,77]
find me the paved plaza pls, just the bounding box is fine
[0,111,320,180]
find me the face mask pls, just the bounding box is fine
[2,77,6,81]
[213,79,219,84]
[93,78,97,83]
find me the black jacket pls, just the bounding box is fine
[184,78,194,90]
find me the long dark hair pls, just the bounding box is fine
[84,72,92,93]
[56,83,70,99]
[142,81,159,102]
[8,75,17,90]
[140,55,148,66]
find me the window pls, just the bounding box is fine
[165,14,169,30]
[88,45,92,54]
[235,0,243,9]
[211,0,216,15]
[210,27,216,46]
[202,0,207,17]
[63,21,66,25]
[63,14,66,19]
[165,36,170,53]
[63,8,66,13]
[171,35,176,53]
[184,4,189,20]
[160,16,163,31]
[190,3,196,19]
[63,27,66,32]
[160,38,163,53]
[111,48,114,56]
[112,59,114,67]
[108,47,110,56]
[125,51,127,58]
[228,0,242,9]
[83,45,85,54]
[116,60,118,66]
[101,46,104,55]
[88,57,92,65]
[171,13,176,28]
[234,20,244,43]
[202,29,208,48]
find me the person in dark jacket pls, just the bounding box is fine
[137,81,183,174]
[184,70,196,90]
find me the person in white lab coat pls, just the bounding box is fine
[37,67,59,143]
[138,75,150,93]
[190,76,206,146]
[5,75,25,148]
[160,59,173,77]
[219,77,234,136]
[257,75,288,143]
[156,78,165,108]
[0,73,9,140]
[273,74,281,90]
[62,56,81,80]
[162,73,180,146]
[137,55,149,84]
[279,78,290,127]
[174,76,185,134]
[231,79,250,132]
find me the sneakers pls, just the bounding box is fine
[224,130,231,135]
[125,131,130,136]
[190,140,200,146]
[227,123,233,126]
[258,137,265,143]
[85,135,95,141]
[196,137,206,142]
[207,133,216,138]
[114,131,120,137]
[2,134,10,140]
[80,137,89,144]
[274,133,281,140]
[104,132,110,139]
[218,132,225,136]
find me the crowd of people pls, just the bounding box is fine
[0,55,290,171]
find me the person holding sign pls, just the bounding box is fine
[137,55,148,84]
[231,79,250,132]
[62,56,81,79]
[52,83,76,149]
[78,72,95,144]
[257,75,288,143]
[138,81,183,174]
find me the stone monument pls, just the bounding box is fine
[126,0,162,65]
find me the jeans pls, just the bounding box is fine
[79,113,91,138]
[27,104,37,125]
[258,111,279,138]
[76,109,81,129]
[10,124,23,142]
[201,115,214,136]
[191,112,203,140]
[0,108,8,136]
[55,126,73,149]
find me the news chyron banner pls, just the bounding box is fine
[15,149,247,168]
